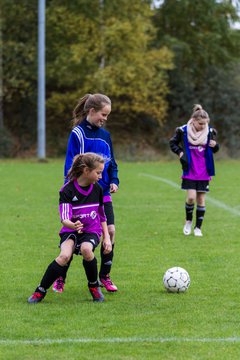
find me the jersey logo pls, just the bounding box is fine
[90,211,97,219]
[72,196,78,201]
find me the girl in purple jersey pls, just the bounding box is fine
[28,153,112,303]
[169,104,220,237]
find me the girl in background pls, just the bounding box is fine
[169,104,219,237]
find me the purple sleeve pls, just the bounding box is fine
[59,203,73,222]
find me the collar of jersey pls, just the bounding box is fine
[73,179,93,196]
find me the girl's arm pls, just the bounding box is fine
[64,130,81,183]
[61,219,84,233]
[169,128,184,156]
[210,128,220,153]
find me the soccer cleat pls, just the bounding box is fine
[99,275,118,292]
[28,287,46,304]
[183,221,192,235]
[52,277,65,293]
[89,286,105,302]
[194,227,203,237]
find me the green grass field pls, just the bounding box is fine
[1,159,240,360]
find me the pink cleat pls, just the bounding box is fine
[52,277,65,293]
[99,275,118,292]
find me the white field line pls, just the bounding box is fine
[1,337,240,346]
[139,173,240,216]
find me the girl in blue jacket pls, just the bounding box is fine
[169,104,219,237]
[53,94,119,293]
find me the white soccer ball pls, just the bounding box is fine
[163,266,190,293]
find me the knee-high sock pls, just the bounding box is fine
[83,257,98,286]
[185,203,194,221]
[60,255,73,282]
[99,243,114,278]
[39,260,66,290]
[196,205,206,229]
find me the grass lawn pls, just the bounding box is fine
[0,158,240,359]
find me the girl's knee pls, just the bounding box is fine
[186,197,195,204]
[81,243,94,261]
[56,253,71,266]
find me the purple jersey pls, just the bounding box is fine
[182,144,211,181]
[59,179,106,238]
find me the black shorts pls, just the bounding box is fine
[104,201,115,225]
[181,179,210,192]
[59,232,100,255]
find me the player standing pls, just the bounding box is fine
[53,93,119,293]
[169,104,219,236]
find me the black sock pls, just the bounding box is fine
[196,205,206,229]
[185,203,194,221]
[83,257,98,287]
[61,256,73,282]
[99,244,114,278]
[39,260,66,291]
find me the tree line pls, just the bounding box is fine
[1,0,240,158]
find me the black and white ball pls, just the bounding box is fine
[163,267,190,293]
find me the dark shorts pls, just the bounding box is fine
[59,232,100,255]
[104,201,115,225]
[181,179,210,192]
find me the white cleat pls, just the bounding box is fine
[194,227,203,237]
[183,221,192,235]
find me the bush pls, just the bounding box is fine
[0,127,16,158]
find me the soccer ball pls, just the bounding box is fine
[163,267,190,293]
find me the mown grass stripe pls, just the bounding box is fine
[139,173,240,216]
[1,337,240,345]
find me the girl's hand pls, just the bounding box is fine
[102,237,112,254]
[179,152,184,158]
[110,183,118,193]
[209,140,216,147]
[73,220,84,233]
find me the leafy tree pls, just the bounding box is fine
[1,1,38,155]
[2,0,173,156]
[45,0,173,154]
[153,0,240,155]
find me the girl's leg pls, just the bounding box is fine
[40,239,75,290]
[183,189,196,235]
[81,242,104,302]
[99,202,117,291]
[99,224,117,291]
[99,224,115,277]
[185,189,197,219]
[194,192,206,235]
[28,239,75,303]
[52,256,73,293]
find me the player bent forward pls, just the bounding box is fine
[28,153,112,303]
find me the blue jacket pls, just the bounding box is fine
[169,124,220,176]
[64,119,119,196]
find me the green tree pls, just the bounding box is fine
[153,0,240,155]
[46,0,173,154]
[1,0,37,155]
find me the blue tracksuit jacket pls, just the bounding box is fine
[169,124,219,176]
[64,119,119,197]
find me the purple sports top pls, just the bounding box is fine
[182,144,211,181]
[59,179,106,238]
